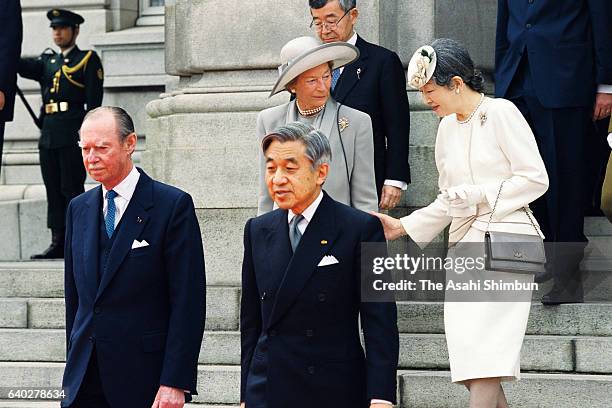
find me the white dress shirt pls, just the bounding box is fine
[338,32,407,192]
[102,166,140,228]
[287,190,392,407]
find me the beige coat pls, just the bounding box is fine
[256,98,378,215]
[401,97,549,245]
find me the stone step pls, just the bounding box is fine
[1,291,611,337]
[398,370,611,408]
[0,363,609,407]
[0,329,240,366]
[397,301,612,336]
[0,329,610,374]
[0,362,240,405]
[0,293,238,332]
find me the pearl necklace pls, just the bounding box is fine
[457,93,485,124]
[297,100,325,117]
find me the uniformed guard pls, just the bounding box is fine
[19,9,104,259]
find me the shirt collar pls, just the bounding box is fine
[102,166,140,201]
[60,45,76,58]
[347,32,357,46]
[288,191,324,225]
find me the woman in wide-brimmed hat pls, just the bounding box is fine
[256,36,377,215]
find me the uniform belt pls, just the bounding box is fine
[44,102,85,114]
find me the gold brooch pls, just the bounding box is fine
[479,111,487,126]
[338,117,349,132]
[321,240,328,245]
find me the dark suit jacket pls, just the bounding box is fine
[333,35,411,192]
[0,0,23,122]
[62,169,206,408]
[240,192,399,408]
[495,0,612,108]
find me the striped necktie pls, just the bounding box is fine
[289,214,304,252]
[331,68,341,91]
[105,190,118,238]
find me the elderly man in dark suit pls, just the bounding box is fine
[240,122,399,408]
[495,0,612,304]
[61,107,206,408]
[0,0,23,178]
[309,0,411,210]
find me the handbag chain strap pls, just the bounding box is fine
[486,180,541,236]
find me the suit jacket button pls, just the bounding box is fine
[526,23,532,29]
[307,366,315,374]
[269,330,277,337]
[88,336,95,343]
[305,329,314,337]
[318,293,326,302]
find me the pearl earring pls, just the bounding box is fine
[291,89,296,94]
[455,89,460,94]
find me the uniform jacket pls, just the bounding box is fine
[0,0,23,122]
[333,35,411,191]
[256,97,378,215]
[401,98,549,245]
[241,192,399,407]
[495,0,612,108]
[19,46,104,148]
[61,169,206,408]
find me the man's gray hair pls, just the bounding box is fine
[309,0,356,13]
[262,122,332,168]
[82,106,135,142]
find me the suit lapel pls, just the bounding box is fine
[267,193,339,329]
[95,169,153,301]
[263,210,293,289]
[320,98,338,143]
[82,187,102,296]
[334,35,369,103]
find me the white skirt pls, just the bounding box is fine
[444,227,533,383]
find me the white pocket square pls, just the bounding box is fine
[317,255,339,267]
[131,239,149,249]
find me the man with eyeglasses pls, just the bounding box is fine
[309,0,411,211]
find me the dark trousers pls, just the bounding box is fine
[507,55,587,293]
[0,121,5,180]
[68,348,111,408]
[39,144,86,229]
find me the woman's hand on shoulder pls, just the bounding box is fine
[370,211,407,241]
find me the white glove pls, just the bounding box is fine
[444,184,486,209]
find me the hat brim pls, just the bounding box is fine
[269,42,359,97]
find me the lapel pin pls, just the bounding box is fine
[357,68,361,79]
[338,117,349,132]
[321,240,328,245]
[137,216,143,223]
[479,111,488,126]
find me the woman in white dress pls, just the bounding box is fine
[373,39,549,407]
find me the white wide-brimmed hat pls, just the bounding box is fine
[269,36,359,97]
[407,45,437,89]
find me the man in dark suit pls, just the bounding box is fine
[495,0,612,304]
[0,0,23,178]
[240,122,399,408]
[309,0,411,210]
[61,107,206,408]
[19,9,104,259]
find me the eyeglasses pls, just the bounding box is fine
[310,8,353,32]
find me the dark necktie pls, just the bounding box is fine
[105,190,118,238]
[331,68,341,91]
[289,214,304,252]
